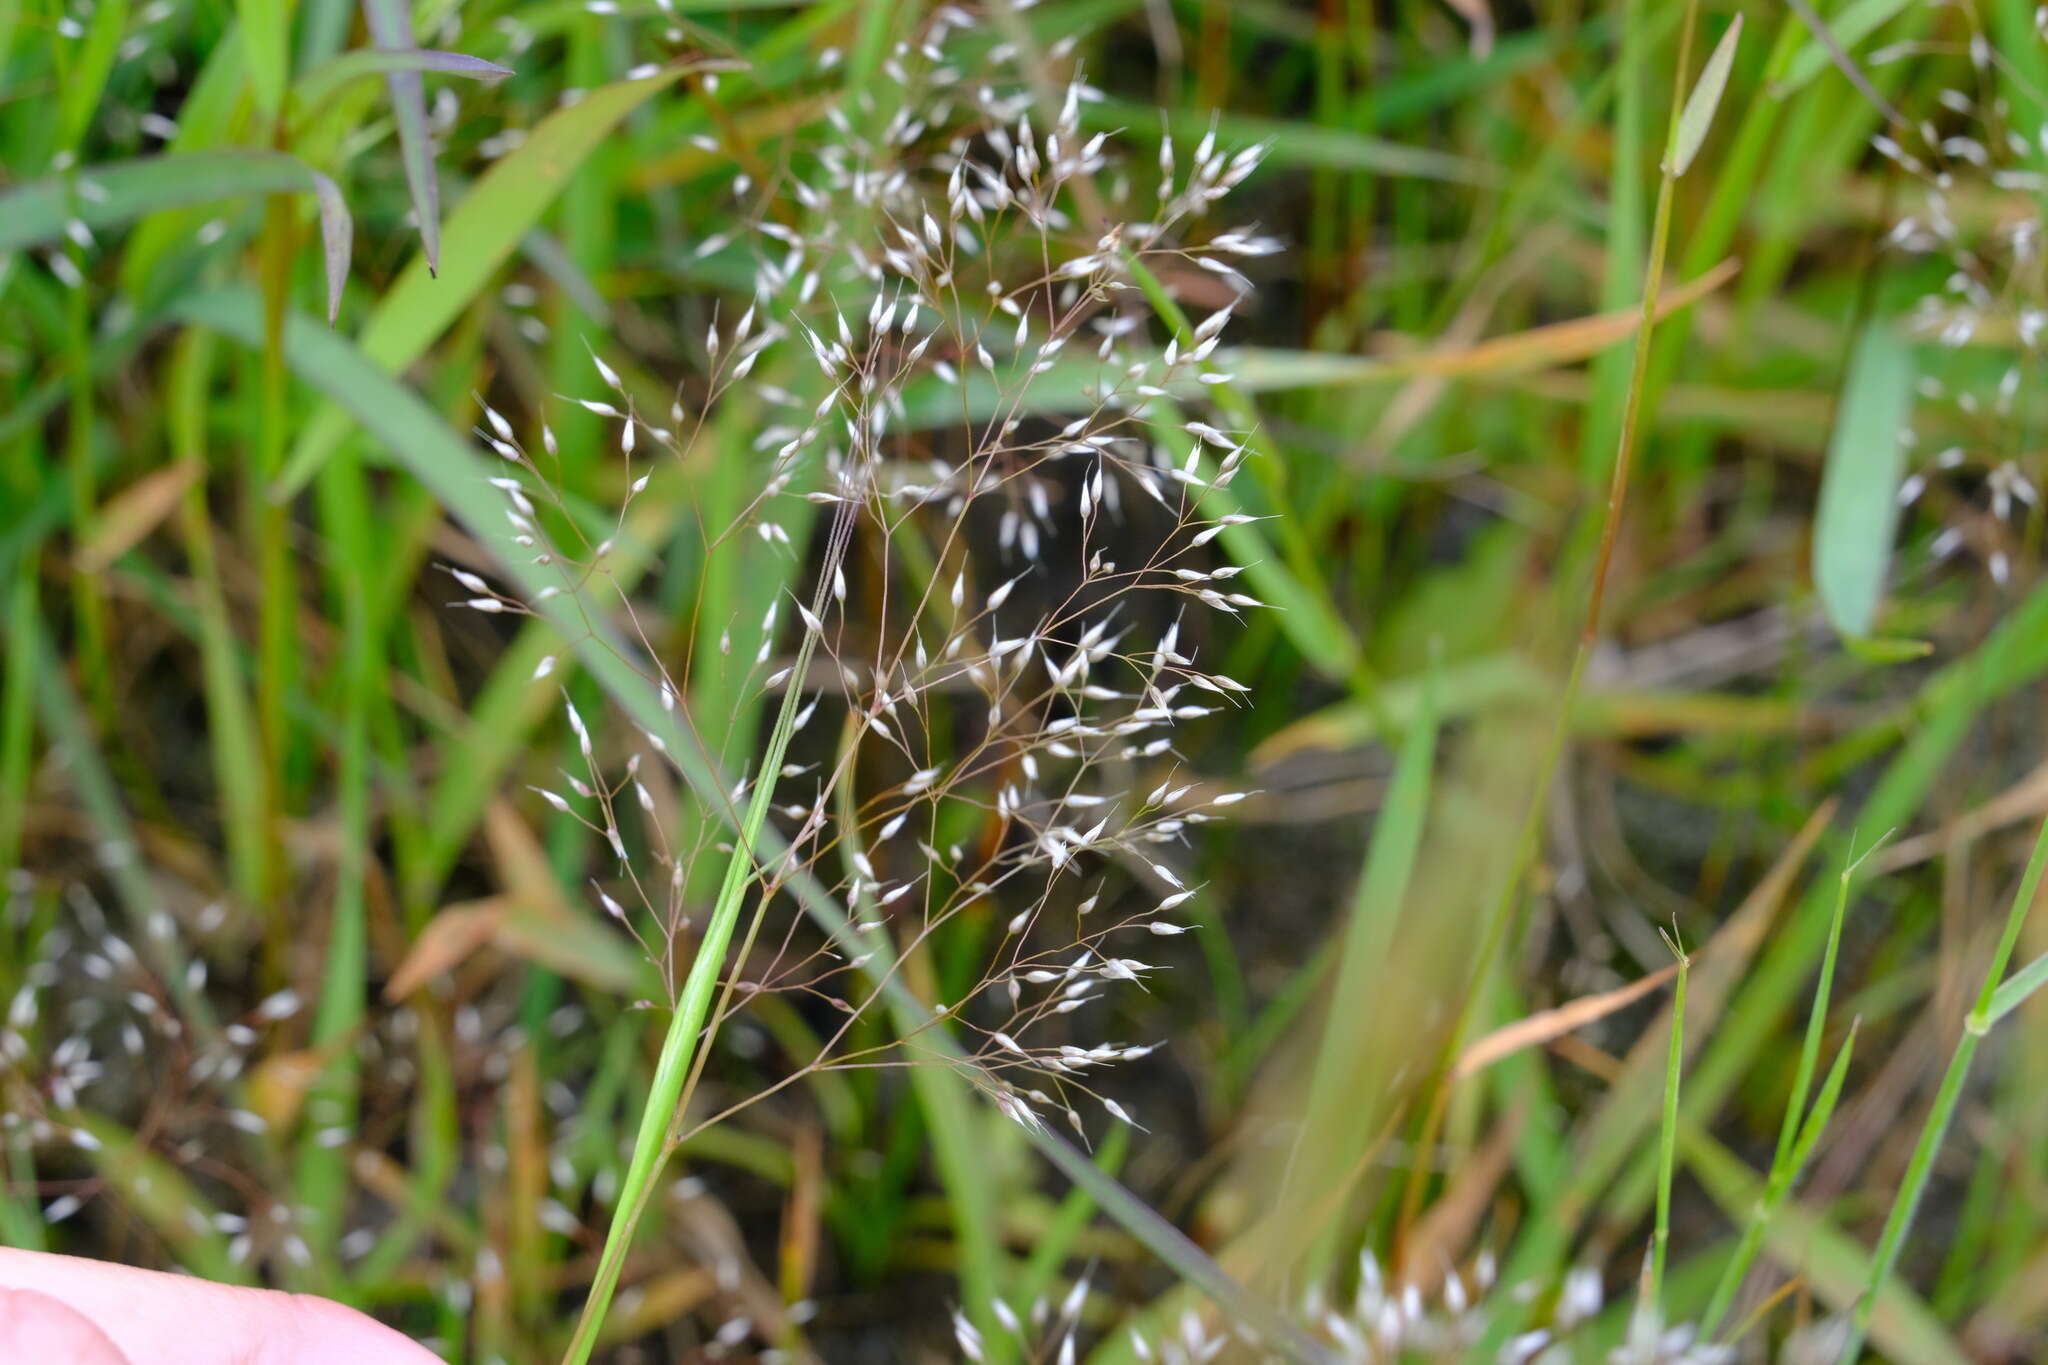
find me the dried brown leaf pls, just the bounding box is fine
[1454,963,1680,1079]
[384,898,503,1001]
[76,459,203,573]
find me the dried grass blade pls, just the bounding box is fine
[1455,963,1679,1079]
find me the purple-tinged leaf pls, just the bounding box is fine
[359,0,441,275]
[307,169,352,323]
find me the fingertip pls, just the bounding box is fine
[0,1250,442,1365]
[0,1286,132,1365]
[269,1292,447,1365]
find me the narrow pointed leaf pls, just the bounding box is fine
[307,169,353,322]
[295,48,513,113]
[360,0,440,272]
[0,151,353,322]
[1988,949,2048,1025]
[1789,1021,1859,1169]
[1686,1132,1969,1365]
[1666,13,1742,176]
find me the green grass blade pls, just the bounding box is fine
[1677,1022,1862,1342]
[1684,1127,1966,1365]
[1842,814,2048,1361]
[1787,1018,1859,1171]
[1600,583,2048,1236]
[1651,945,1688,1309]
[56,0,129,149]
[1665,13,1742,177]
[1287,650,1438,1268]
[235,0,289,117]
[1702,847,1862,1334]
[1813,324,1915,639]
[0,151,351,320]
[1987,949,2048,1025]
[560,542,836,1364]
[292,47,512,119]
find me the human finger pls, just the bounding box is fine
[0,1285,134,1364]
[0,1250,441,1365]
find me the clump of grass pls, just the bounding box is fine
[448,15,1293,1355]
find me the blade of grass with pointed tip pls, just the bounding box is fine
[1683,1127,1967,1365]
[1665,13,1742,176]
[1814,324,1914,639]
[305,170,351,321]
[1787,1019,1859,1172]
[360,0,439,272]
[1651,948,1688,1308]
[294,47,512,117]
[1597,583,2048,1244]
[1988,950,2048,1025]
[176,287,1336,1365]
[0,152,352,322]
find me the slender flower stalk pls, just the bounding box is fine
[1402,0,1707,1269]
[1650,935,1688,1311]
[558,512,849,1365]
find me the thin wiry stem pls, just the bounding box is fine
[1650,935,1688,1310]
[559,506,853,1365]
[1399,0,1705,1271]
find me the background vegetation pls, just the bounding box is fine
[5,0,2048,1360]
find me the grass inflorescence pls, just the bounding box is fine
[9,0,2048,1361]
